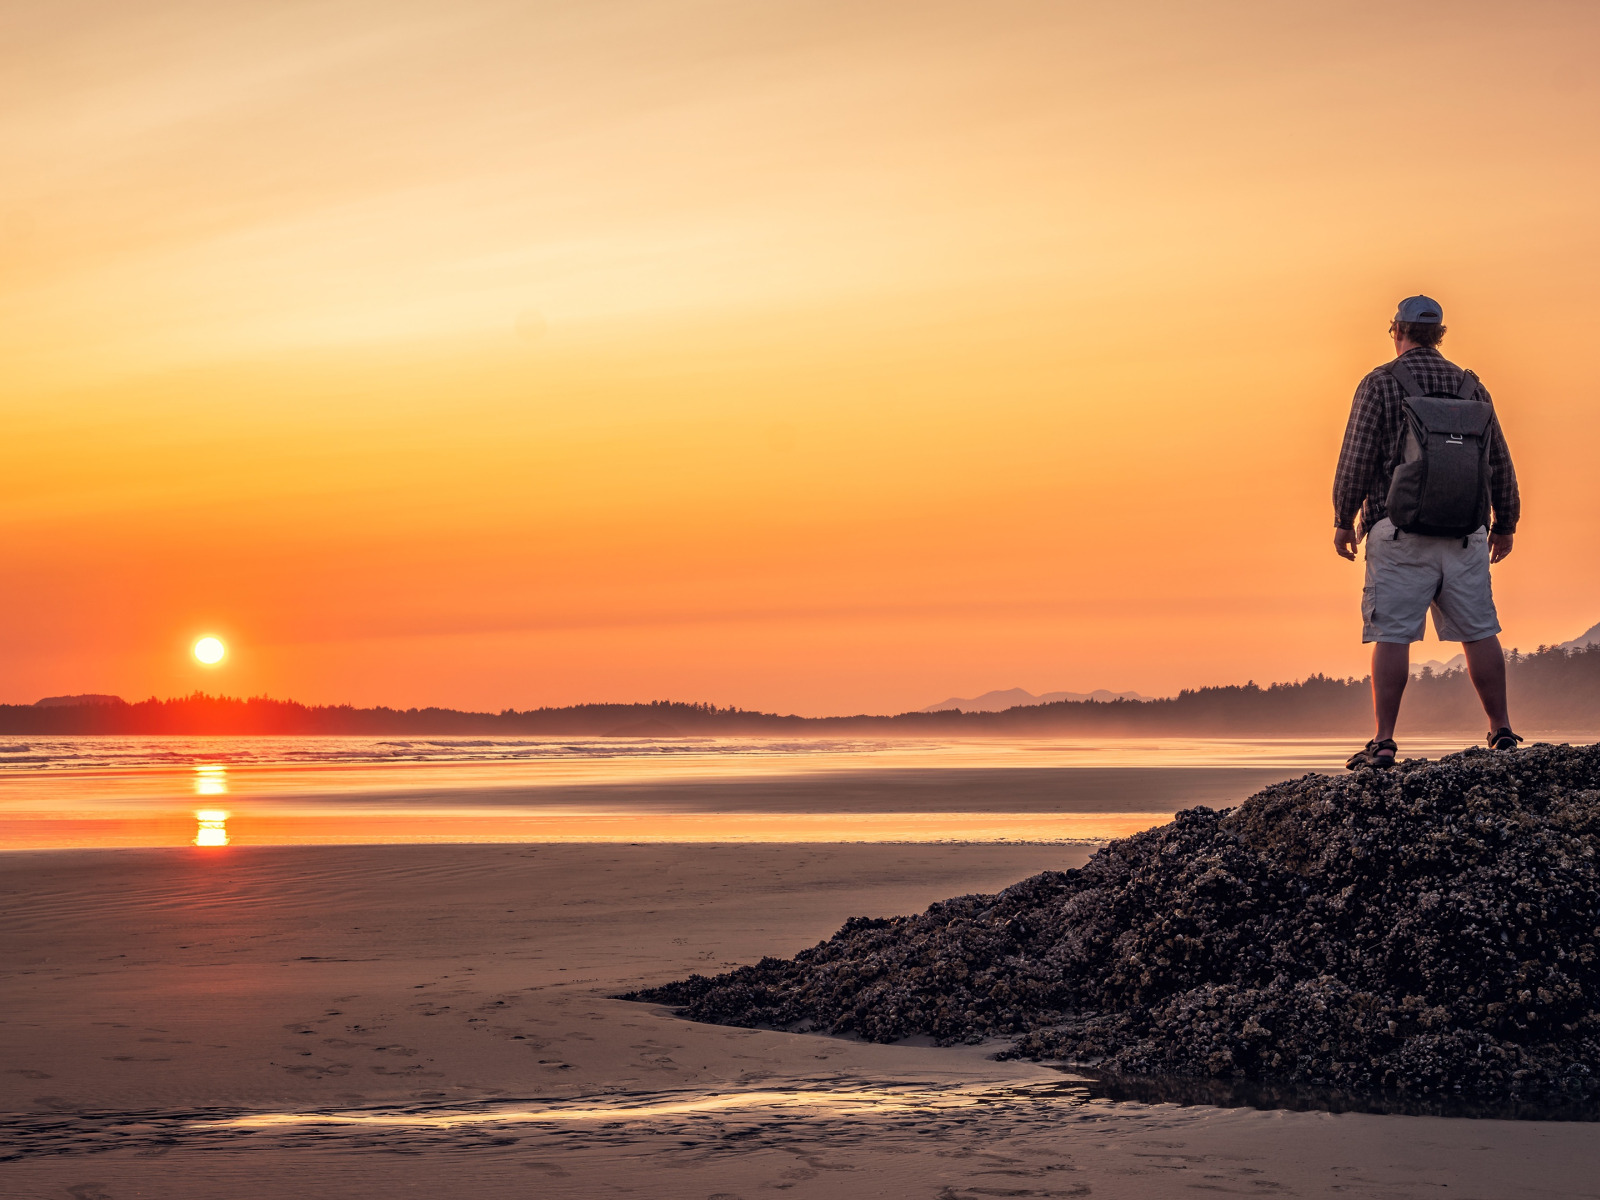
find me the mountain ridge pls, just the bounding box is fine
[921,686,1151,713]
[1410,621,1600,678]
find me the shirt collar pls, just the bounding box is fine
[1399,345,1443,361]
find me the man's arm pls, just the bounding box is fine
[1486,409,1518,562]
[1332,377,1383,559]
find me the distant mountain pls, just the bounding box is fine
[1411,620,1600,678]
[1410,656,1465,678]
[1560,622,1600,651]
[34,694,125,708]
[922,687,1150,714]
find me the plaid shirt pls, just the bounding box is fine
[1332,345,1519,535]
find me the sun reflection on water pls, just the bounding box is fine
[198,1079,1096,1129]
[193,809,230,846]
[193,765,228,796]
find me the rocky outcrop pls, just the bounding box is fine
[629,744,1600,1103]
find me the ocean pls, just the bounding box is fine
[0,732,1565,849]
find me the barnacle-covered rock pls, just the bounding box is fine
[627,743,1600,1103]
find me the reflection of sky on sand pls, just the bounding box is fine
[0,803,1171,850]
[3,732,1581,850]
[211,809,1170,847]
[202,1078,1097,1129]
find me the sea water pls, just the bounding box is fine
[0,732,1558,849]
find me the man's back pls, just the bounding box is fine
[1333,344,1519,540]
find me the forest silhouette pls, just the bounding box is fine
[5,645,1600,738]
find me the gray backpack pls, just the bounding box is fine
[1383,360,1494,539]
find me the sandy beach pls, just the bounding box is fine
[6,841,1599,1199]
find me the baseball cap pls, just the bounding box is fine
[1394,295,1444,323]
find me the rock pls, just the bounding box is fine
[624,743,1600,1104]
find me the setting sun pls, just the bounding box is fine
[193,637,226,666]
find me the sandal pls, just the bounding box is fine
[1347,738,1398,770]
[1487,727,1523,752]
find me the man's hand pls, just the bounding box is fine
[1334,527,1360,561]
[1489,531,1514,563]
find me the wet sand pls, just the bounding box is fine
[4,843,1599,1199]
[0,763,1296,849]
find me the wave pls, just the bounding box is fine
[0,735,906,773]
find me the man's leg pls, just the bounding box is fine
[1462,635,1511,731]
[1372,641,1410,742]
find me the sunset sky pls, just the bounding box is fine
[4,0,1599,716]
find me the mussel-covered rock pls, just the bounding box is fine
[626,743,1600,1103]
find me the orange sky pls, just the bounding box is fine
[4,1,1599,716]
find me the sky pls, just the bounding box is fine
[4,0,1599,716]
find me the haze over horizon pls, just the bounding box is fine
[6,1,1599,717]
[20,608,1600,721]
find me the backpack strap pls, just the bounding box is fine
[1384,359,1423,397]
[1457,368,1480,401]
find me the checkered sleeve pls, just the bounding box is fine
[1332,375,1384,530]
[1487,414,1519,535]
[1471,378,1520,534]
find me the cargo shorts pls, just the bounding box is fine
[1361,518,1501,644]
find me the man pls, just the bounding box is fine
[1332,295,1520,769]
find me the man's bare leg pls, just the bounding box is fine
[1372,641,1410,742]
[1462,635,1511,732]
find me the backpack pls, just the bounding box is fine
[1383,359,1495,538]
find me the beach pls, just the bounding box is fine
[7,837,1600,1199]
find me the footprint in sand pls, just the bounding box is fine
[937,1189,1090,1199]
[370,1065,444,1077]
[281,1062,353,1079]
[522,1161,570,1178]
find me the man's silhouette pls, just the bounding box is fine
[1332,295,1520,768]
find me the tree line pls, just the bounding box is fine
[3,645,1598,737]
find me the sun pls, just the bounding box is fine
[193,636,226,665]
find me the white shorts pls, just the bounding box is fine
[1361,518,1501,644]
